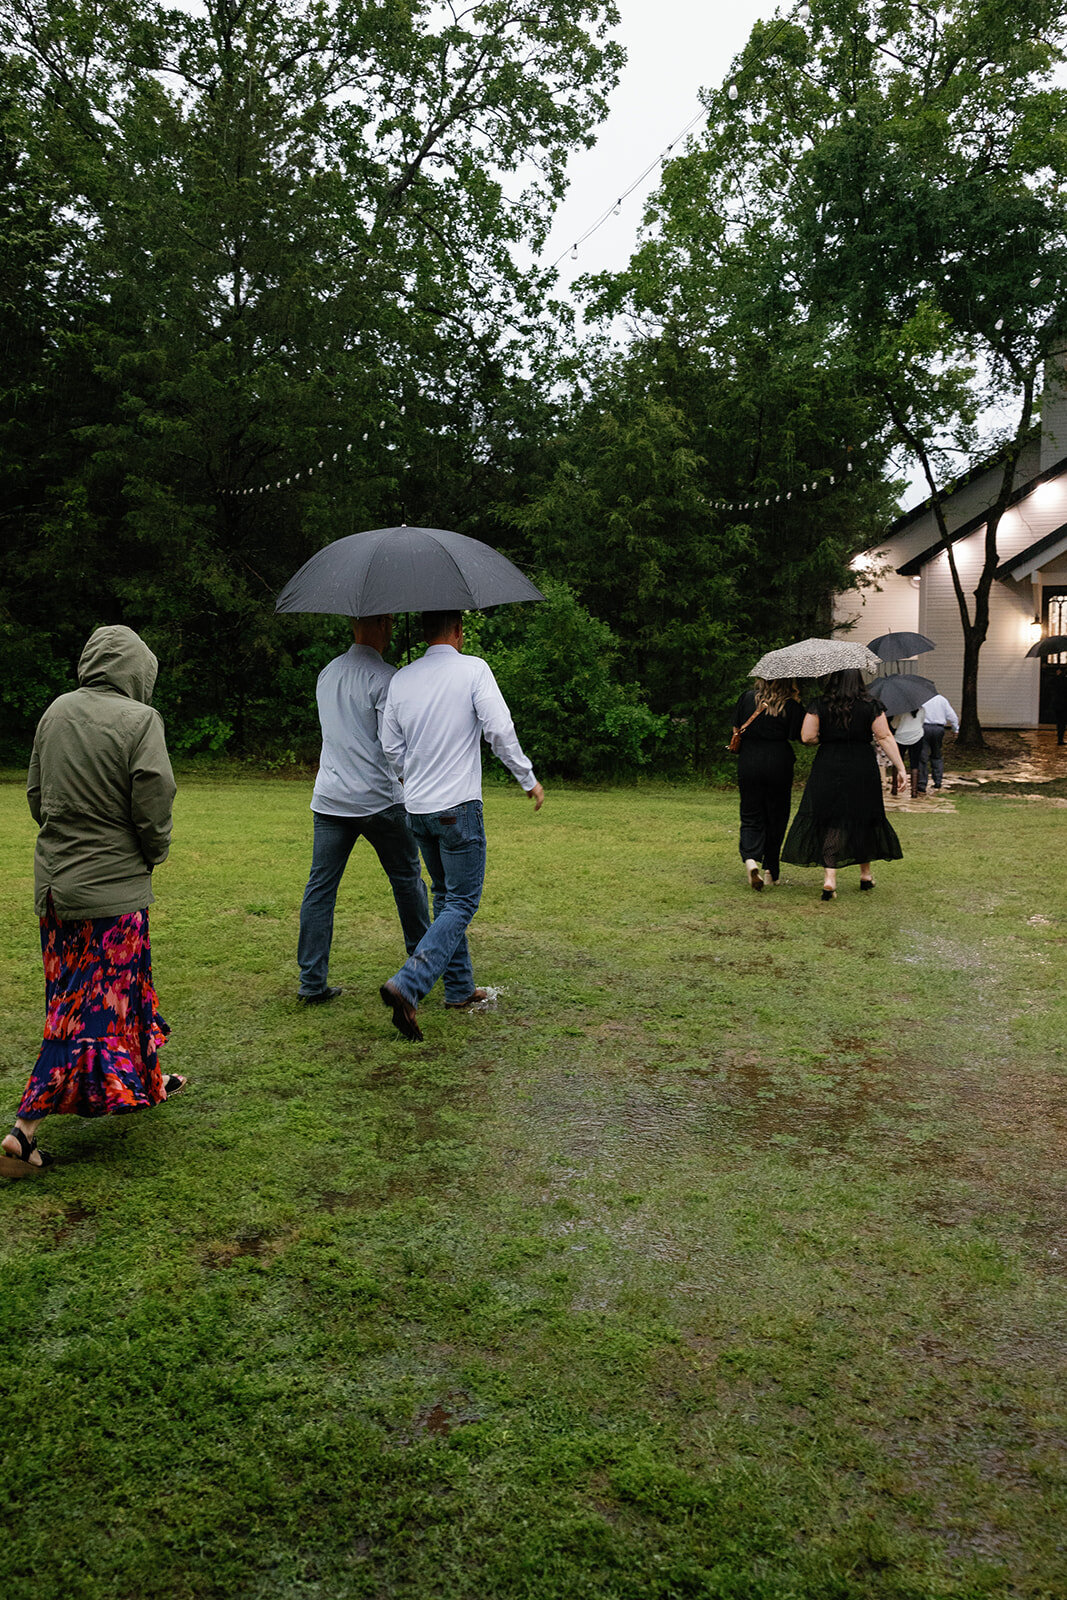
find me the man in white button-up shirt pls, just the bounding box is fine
[917,692,959,794]
[378,610,544,1041]
[296,615,430,1002]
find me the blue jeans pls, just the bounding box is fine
[386,800,486,1007]
[298,807,430,996]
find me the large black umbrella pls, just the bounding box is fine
[275,526,544,616]
[869,674,937,715]
[1025,635,1067,658]
[867,631,936,661]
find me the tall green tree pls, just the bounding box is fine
[607,0,1067,745]
[0,0,620,749]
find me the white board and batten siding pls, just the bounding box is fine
[833,562,919,642]
[919,546,1040,726]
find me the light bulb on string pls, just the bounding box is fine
[1031,275,1042,288]
[728,82,738,100]
[995,318,1004,330]
[570,244,578,259]
[613,200,621,216]
[799,2,810,17]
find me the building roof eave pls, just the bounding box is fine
[995,520,1067,582]
[895,452,1067,577]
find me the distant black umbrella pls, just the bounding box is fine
[869,675,937,715]
[275,526,544,616]
[1025,635,1067,658]
[867,631,936,661]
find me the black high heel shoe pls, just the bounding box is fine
[821,887,836,901]
[859,879,875,892]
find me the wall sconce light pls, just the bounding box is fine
[1029,615,1043,645]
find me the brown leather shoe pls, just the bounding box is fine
[379,982,423,1042]
[445,989,488,1009]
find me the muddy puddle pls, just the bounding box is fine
[513,1043,918,1170]
[202,1228,280,1268]
[883,731,1067,812]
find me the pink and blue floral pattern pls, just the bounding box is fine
[17,902,169,1119]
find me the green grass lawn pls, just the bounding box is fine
[1,776,1065,1600]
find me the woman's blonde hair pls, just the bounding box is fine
[753,676,800,718]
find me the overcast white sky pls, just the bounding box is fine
[540,1,773,294]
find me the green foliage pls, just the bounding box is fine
[473,580,669,778]
[0,0,621,756]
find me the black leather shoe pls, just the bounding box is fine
[380,982,423,1042]
[298,986,342,1005]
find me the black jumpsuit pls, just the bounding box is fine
[733,690,803,883]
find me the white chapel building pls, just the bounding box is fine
[833,379,1067,726]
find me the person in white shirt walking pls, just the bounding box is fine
[297,615,430,1003]
[889,707,925,798]
[917,692,959,793]
[378,610,544,1041]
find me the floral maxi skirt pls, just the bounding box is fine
[17,901,169,1120]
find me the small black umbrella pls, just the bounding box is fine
[275,525,544,616]
[1025,635,1067,658]
[867,631,936,661]
[869,674,937,715]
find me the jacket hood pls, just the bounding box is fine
[77,625,158,704]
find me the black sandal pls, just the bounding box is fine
[162,1074,188,1099]
[0,1126,56,1179]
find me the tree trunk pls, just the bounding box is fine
[957,631,984,747]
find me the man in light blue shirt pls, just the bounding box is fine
[917,692,959,794]
[297,615,430,1003]
[378,610,544,1041]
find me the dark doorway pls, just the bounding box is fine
[1039,587,1067,724]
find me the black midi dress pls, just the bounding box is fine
[734,690,803,881]
[781,696,903,869]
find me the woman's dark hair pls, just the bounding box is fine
[821,668,871,726]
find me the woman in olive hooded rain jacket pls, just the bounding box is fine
[1,625,185,1176]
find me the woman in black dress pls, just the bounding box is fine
[733,676,804,891]
[781,669,906,899]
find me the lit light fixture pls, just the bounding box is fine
[728,81,739,100]
[799,2,810,17]
[1030,616,1043,644]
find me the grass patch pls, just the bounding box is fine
[2,781,1066,1599]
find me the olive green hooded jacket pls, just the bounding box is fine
[27,626,176,919]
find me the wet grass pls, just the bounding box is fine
[1,780,1066,1599]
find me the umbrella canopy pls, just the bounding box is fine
[869,674,937,715]
[275,526,544,616]
[750,637,881,679]
[867,631,936,661]
[1025,634,1067,658]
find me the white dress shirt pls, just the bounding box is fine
[381,645,536,814]
[920,694,959,731]
[311,645,404,817]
